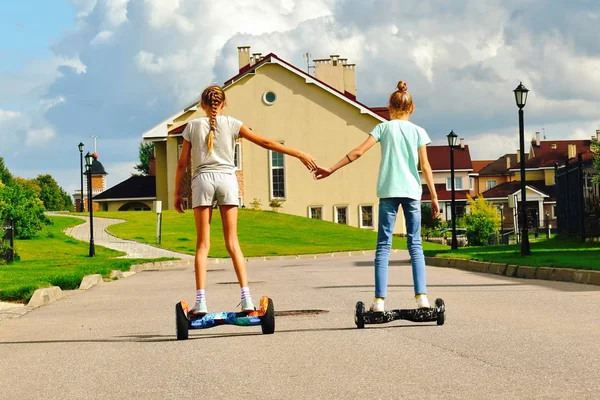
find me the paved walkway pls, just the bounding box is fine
[54,213,193,260]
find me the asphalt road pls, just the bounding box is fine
[1,254,599,399]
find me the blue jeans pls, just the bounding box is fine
[374,197,427,298]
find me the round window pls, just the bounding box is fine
[262,91,277,105]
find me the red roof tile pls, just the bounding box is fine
[520,139,593,168]
[422,184,471,201]
[425,146,473,171]
[472,160,494,173]
[480,180,555,201]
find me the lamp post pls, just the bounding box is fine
[499,204,505,244]
[85,152,95,257]
[78,142,84,212]
[447,130,459,250]
[514,82,531,256]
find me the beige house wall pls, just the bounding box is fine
[154,141,170,209]
[100,200,154,212]
[161,63,407,233]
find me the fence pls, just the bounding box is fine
[1,219,15,263]
[555,154,600,240]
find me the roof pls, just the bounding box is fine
[519,139,593,168]
[425,145,473,171]
[422,183,471,201]
[370,107,390,120]
[472,160,494,174]
[480,180,555,201]
[478,154,517,176]
[167,52,388,136]
[93,176,156,201]
[83,159,107,176]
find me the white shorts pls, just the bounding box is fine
[192,172,239,208]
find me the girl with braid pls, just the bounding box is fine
[174,85,318,315]
[315,80,440,312]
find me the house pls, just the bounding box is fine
[420,141,475,221]
[141,47,415,233]
[92,175,156,211]
[74,157,108,212]
[481,131,596,232]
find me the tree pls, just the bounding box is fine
[421,203,441,239]
[133,142,155,176]
[464,194,500,246]
[0,180,49,239]
[592,138,600,184]
[61,188,74,212]
[0,157,13,186]
[34,174,66,211]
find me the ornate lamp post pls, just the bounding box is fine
[447,130,459,250]
[78,142,84,212]
[85,152,95,257]
[514,82,531,256]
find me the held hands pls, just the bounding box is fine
[313,166,332,180]
[298,151,318,171]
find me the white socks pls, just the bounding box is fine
[196,289,205,304]
[241,286,251,300]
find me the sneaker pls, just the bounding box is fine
[416,294,430,309]
[240,297,255,312]
[189,300,207,315]
[370,298,385,313]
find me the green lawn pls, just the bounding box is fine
[424,236,600,270]
[98,209,448,258]
[0,216,169,303]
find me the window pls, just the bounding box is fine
[359,205,373,229]
[469,177,474,190]
[486,180,498,190]
[234,142,242,170]
[446,177,463,190]
[269,148,285,199]
[552,205,556,218]
[262,91,277,105]
[334,205,348,224]
[309,206,322,219]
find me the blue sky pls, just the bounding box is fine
[0,0,599,197]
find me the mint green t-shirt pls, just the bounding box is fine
[369,120,431,200]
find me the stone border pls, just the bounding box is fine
[425,257,600,286]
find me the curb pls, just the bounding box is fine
[425,256,600,286]
[27,286,64,308]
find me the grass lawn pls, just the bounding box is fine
[424,236,600,270]
[0,216,170,303]
[97,209,448,258]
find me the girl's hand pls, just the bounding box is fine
[313,166,332,180]
[174,194,185,213]
[431,198,440,219]
[298,152,318,171]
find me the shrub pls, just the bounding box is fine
[249,198,262,210]
[464,195,500,246]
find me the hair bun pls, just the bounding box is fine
[397,80,408,92]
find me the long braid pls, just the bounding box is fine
[201,85,225,154]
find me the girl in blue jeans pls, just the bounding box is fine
[315,80,440,312]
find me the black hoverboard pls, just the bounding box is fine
[354,298,446,328]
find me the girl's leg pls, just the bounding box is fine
[374,198,400,299]
[401,199,427,296]
[219,205,248,287]
[192,206,212,313]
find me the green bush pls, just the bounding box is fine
[0,181,49,239]
[464,195,500,246]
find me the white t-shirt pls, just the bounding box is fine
[181,116,243,175]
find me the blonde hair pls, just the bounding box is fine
[388,80,413,119]
[200,85,226,153]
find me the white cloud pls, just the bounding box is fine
[0,110,21,121]
[26,127,56,146]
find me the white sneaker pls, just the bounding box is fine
[416,294,430,309]
[370,298,385,313]
[241,297,255,312]
[190,300,207,315]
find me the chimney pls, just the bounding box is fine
[596,129,600,141]
[517,149,521,164]
[506,155,511,170]
[252,53,262,63]
[237,46,251,71]
[460,138,465,149]
[149,155,156,177]
[535,132,540,147]
[568,144,577,159]
[314,54,356,96]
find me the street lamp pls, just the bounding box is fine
[447,130,459,250]
[84,152,95,257]
[78,142,84,212]
[514,82,531,256]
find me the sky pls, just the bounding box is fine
[1,0,599,196]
